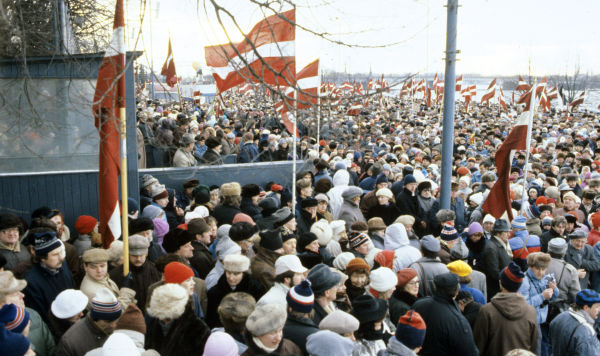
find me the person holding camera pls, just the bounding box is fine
[518,252,559,356]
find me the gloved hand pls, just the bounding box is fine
[122,272,133,288]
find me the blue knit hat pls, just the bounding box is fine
[375,173,388,185]
[0,304,30,334]
[511,216,527,230]
[404,174,417,184]
[0,325,30,356]
[395,310,426,349]
[575,289,600,307]
[90,288,122,321]
[33,231,62,257]
[287,279,314,313]
[440,225,459,242]
[499,261,525,292]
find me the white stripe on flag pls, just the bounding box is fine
[105,27,125,57]
[210,41,295,78]
[297,76,319,90]
[108,202,121,239]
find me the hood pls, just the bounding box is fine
[333,169,350,187]
[490,293,530,320]
[384,223,409,250]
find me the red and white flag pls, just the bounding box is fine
[455,75,463,92]
[482,85,536,220]
[92,0,125,248]
[193,90,202,105]
[480,78,497,105]
[368,78,374,91]
[205,9,295,93]
[161,36,178,87]
[347,103,363,116]
[340,81,353,91]
[498,86,508,111]
[275,59,319,114]
[516,75,531,92]
[568,91,585,110]
[415,78,426,93]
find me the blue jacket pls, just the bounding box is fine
[549,310,600,356]
[460,284,486,305]
[238,142,259,163]
[24,262,74,324]
[314,170,332,185]
[518,269,559,324]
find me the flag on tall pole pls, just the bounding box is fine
[480,78,497,105]
[455,75,462,92]
[161,36,178,87]
[482,82,537,220]
[92,0,126,251]
[205,10,296,93]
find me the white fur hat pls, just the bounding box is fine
[329,220,346,238]
[375,188,394,199]
[311,219,333,247]
[369,267,398,292]
[245,303,287,336]
[184,206,209,223]
[332,252,355,272]
[101,333,141,356]
[147,284,189,321]
[223,254,250,273]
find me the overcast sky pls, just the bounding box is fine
[125,0,599,78]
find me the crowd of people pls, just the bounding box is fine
[1,91,600,356]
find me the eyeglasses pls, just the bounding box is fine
[407,280,420,285]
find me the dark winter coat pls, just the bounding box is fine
[413,291,479,356]
[283,314,319,356]
[540,228,563,253]
[145,304,211,356]
[24,262,74,324]
[190,240,215,279]
[563,243,600,289]
[201,148,223,165]
[461,300,482,330]
[396,188,424,227]
[297,250,323,270]
[296,210,318,236]
[473,292,538,356]
[109,260,161,313]
[55,315,108,356]
[241,330,302,356]
[250,247,281,291]
[206,272,264,327]
[366,203,401,226]
[238,142,259,163]
[241,197,261,219]
[389,290,418,326]
[480,236,513,300]
[213,204,242,226]
[0,242,31,271]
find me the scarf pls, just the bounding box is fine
[568,307,596,335]
[494,235,513,257]
[418,195,435,213]
[359,322,385,341]
[252,336,278,353]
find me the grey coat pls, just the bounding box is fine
[546,258,580,310]
[549,309,600,356]
[0,242,31,271]
[339,199,366,232]
[563,244,600,289]
[55,315,108,356]
[377,337,417,356]
[466,270,488,301]
[409,257,449,297]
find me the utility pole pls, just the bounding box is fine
[439,0,458,210]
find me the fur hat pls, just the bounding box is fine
[306,330,355,356]
[259,229,283,251]
[217,292,256,329]
[548,238,568,256]
[351,294,387,324]
[107,240,124,262]
[345,258,370,276]
[435,209,456,224]
[332,252,355,272]
[311,219,333,247]
[342,186,363,200]
[367,217,386,232]
[375,188,393,199]
[129,217,154,235]
[128,234,150,256]
[151,184,168,200]
[229,222,257,242]
[187,218,210,236]
[241,184,261,198]
[147,284,189,321]
[221,182,241,197]
[318,310,360,335]
[223,254,250,273]
[330,220,346,237]
[162,228,194,253]
[245,303,287,336]
[273,207,295,228]
[205,136,221,149]
[301,198,318,209]
[308,264,342,295]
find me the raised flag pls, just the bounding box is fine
[205,10,295,93]
[92,0,125,248]
[516,75,531,92]
[193,90,202,105]
[568,91,585,110]
[480,78,497,105]
[275,59,319,113]
[347,103,363,116]
[161,37,178,87]
[498,86,507,111]
[455,75,462,92]
[340,81,353,91]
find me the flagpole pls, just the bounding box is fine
[120,106,130,276]
[519,81,537,217]
[292,5,297,216]
[316,64,321,147]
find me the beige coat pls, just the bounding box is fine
[79,274,136,309]
[173,148,197,167]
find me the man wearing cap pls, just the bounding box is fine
[139,174,159,211]
[79,248,136,309]
[109,234,161,313]
[173,133,198,167]
[200,136,224,165]
[481,219,514,300]
[413,273,478,356]
[338,186,366,232]
[23,231,74,323]
[257,255,307,306]
[409,235,449,297]
[395,174,427,235]
[297,198,321,236]
[0,213,30,271]
[564,230,600,289]
[308,264,342,325]
[56,288,122,356]
[550,289,600,355]
[546,238,581,314]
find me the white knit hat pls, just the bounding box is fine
[223,254,250,273]
[311,219,333,247]
[147,284,189,321]
[330,220,346,238]
[101,333,141,356]
[369,267,397,292]
[332,252,355,272]
[482,214,496,225]
[51,289,88,319]
[375,188,394,199]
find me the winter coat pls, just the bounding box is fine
[173,148,197,167]
[461,300,482,330]
[0,241,31,271]
[27,307,55,356]
[366,203,400,226]
[190,240,216,279]
[206,272,264,327]
[241,332,302,356]
[240,197,261,219]
[109,260,161,313]
[251,247,281,291]
[24,262,74,324]
[297,209,319,236]
[79,274,136,310]
[413,291,479,356]
[311,301,335,326]
[377,336,417,356]
[212,204,242,226]
[238,142,259,163]
[473,292,538,356]
[339,199,366,232]
[55,315,109,356]
[389,290,417,326]
[480,236,513,300]
[145,305,211,356]
[395,189,424,229]
[146,278,208,318]
[256,214,279,231]
[72,234,92,256]
[409,257,449,297]
[297,250,323,270]
[283,314,319,356]
[564,243,600,289]
[546,257,580,311]
[518,268,559,324]
[353,338,386,356]
[385,223,422,271]
[360,190,379,216]
[329,170,351,219]
[463,232,487,270]
[549,308,600,356]
[460,283,486,305]
[540,227,563,253]
[201,148,223,165]
[428,198,467,235]
[257,282,289,306]
[466,270,488,301]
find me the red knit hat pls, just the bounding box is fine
[457,167,469,177]
[591,213,600,229]
[396,268,418,288]
[374,250,395,269]
[535,196,548,206]
[164,262,194,284]
[75,215,97,235]
[233,213,255,226]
